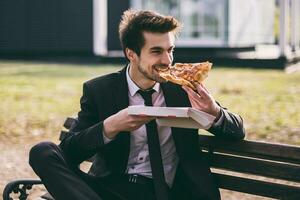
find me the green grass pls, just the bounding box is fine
[205,68,300,144]
[0,60,299,145]
[0,61,122,142]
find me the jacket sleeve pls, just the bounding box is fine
[59,83,106,165]
[207,107,246,140]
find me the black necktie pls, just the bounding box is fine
[138,89,169,200]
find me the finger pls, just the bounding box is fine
[186,89,200,101]
[183,85,201,97]
[184,84,209,100]
[186,92,207,110]
[183,86,207,105]
[130,115,153,122]
[200,83,210,94]
[137,116,155,121]
[196,84,210,99]
[194,82,208,94]
[182,85,190,93]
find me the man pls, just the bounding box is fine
[29,9,245,200]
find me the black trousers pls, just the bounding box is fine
[29,141,202,200]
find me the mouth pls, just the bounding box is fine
[153,65,168,83]
[154,64,170,72]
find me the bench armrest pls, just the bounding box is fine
[3,179,42,200]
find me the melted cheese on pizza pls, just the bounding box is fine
[157,61,212,90]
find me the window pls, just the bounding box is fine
[131,0,226,46]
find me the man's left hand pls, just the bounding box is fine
[182,83,221,120]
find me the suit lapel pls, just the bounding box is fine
[113,66,129,111]
[111,66,131,172]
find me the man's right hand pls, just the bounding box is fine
[103,108,155,139]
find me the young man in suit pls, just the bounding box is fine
[29,9,245,200]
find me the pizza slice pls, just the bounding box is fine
[156,61,212,90]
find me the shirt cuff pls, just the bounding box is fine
[213,110,224,126]
[102,130,114,144]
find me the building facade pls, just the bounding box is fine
[0,0,299,68]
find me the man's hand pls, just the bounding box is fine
[182,83,221,120]
[103,108,155,139]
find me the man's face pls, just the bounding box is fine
[132,31,175,84]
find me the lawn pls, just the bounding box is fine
[0,60,300,145]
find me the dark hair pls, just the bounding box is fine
[119,9,181,59]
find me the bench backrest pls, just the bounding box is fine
[199,135,300,199]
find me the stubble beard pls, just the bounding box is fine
[137,63,165,83]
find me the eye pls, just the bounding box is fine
[151,50,162,54]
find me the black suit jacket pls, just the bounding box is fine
[60,66,245,200]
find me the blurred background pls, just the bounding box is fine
[0,0,300,199]
[1,0,300,67]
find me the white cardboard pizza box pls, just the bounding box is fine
[127,105,216,129]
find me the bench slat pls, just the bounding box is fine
[204,152,300,182]
[215,173,300,199]
[199,135,300,164]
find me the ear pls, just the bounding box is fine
[125,48,137,62]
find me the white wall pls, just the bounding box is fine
[93,0,107,56]
[228,0,275,46]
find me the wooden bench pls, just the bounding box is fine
[199,135,300,199]
[3,118,300,200]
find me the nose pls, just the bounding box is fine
[161,51,173,66]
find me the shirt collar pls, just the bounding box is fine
[126,65,160,97]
